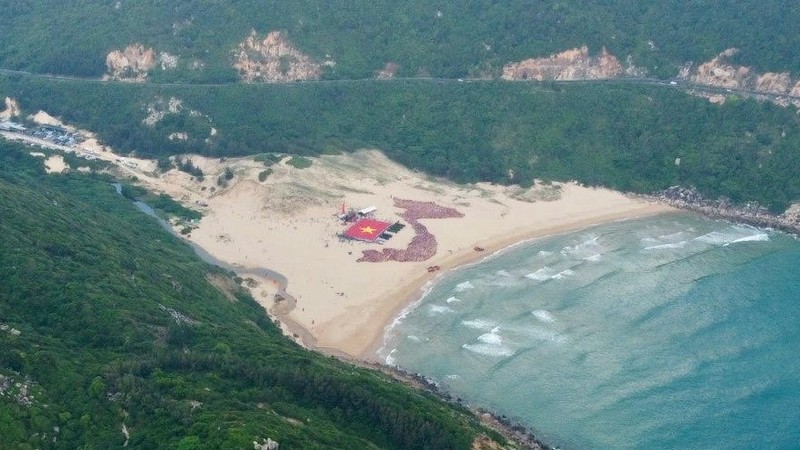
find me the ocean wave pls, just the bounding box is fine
[526,327,567,343]
[695,231,734,245]
[696,226,770,247]
[537,250,553,257]
[446,296,461,303]
[477,327,503,345]
[496,270,512,277]
[455,280,475,292]
[584,253,603,262]
[461,319,496,330]
[727,233,769,245]
[461,343,514,357]
[407,335,421,342]
[561,236,603,259]
[644,241,688,251]
[525,266,556,281]
[429,304,454,314]
[532,309,556,323]
[385,348,397,366]
[659,230,690,241]
[551,269,575,280]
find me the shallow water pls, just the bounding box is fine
[380,213,800,449]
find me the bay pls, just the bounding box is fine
[380,213,800,449]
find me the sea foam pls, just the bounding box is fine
[455,280,475,292]
[462,343,514,357]
[551,269,575,280]
[561,236,603,259]
[429,305,453,314]
[526,266,556,281]
[532,309,556,323]
[727,233,769,245]
[644,241,688,250]
[461,319,496,330]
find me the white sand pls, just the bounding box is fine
[44,155,68,173]
[2,114,672,359]
[164,150,673,358]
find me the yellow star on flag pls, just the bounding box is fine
[360,225,377,234]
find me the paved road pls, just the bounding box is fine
[4,66,800,102]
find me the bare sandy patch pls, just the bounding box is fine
[1,112,672,360]
[44,155,68,174]
[148,150,673,359]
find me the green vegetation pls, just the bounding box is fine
[176,158,204,180]
[253,153,284,166]
[147,193,202,221]
[0,140,503,449]
[119,182,201,221]
[286,156,312,169]
[3,76,799,211]
[2,1,800,79]
[258,169,273,182]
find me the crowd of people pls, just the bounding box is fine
[358,199,463,263]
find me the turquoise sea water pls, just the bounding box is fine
[379,213,800,449]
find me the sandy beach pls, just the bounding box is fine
[124,149,671,359]
[5,113,673,359]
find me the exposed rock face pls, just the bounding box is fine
[683,48,800,106]
[143,97,184,127]
[105,44,157,81]
[253,438,279,450]
[0,97,20,119]
[501,46,623,81]
[756,72,791,93]
[233,30,322,82]
[168,132,188,141]
[159,52,179,70]
[687,48,750,90]
[376,62,400,79]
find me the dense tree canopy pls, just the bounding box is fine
[2,1,800,80]
[3,77,798,212]
[0,141,505,449]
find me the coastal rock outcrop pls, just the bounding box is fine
[105,44,157,81]
[655,186,800,235]
[0,97,20,119]
[233,30,323,82]
[682,48,800,107]
[501,46,623,81]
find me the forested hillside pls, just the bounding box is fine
[0,140,508,449]
[2,1,800,80]
[3,77,799,212]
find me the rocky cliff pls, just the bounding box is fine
[104,44,158,81]
[501,46,623,81]
[0,97,20,119]
[682,48,800,106]
[232,30,323,82]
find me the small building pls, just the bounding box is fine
[358,206,377,216]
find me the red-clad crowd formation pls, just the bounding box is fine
[358,199,464,263]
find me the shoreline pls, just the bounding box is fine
[355,203,674,361]
[1,128,679,361]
